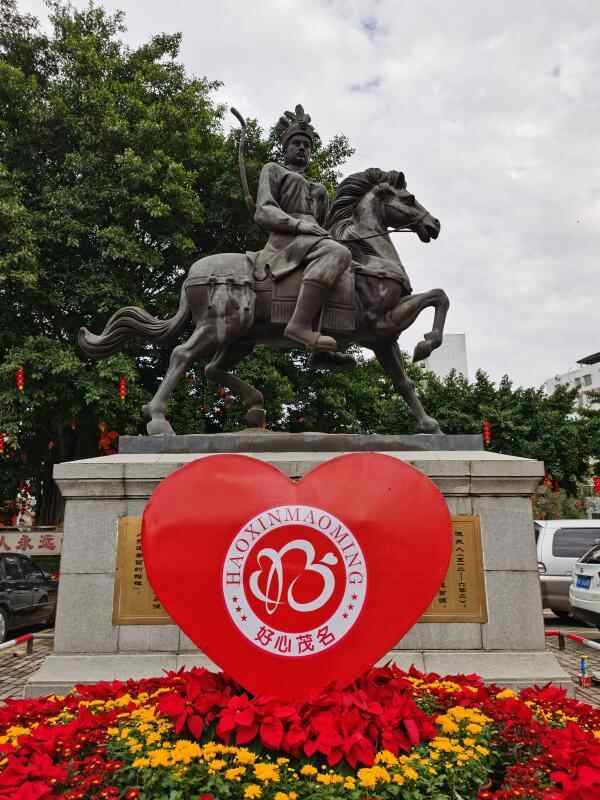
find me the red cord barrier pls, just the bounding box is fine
[0,633,33,653]
[545,628,600,651]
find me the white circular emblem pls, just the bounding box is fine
[222,505,367,657]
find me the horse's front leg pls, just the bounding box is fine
[413,288,449,362]
[386,288,449,362]
[373,341,442,434]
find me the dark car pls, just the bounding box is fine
[0,553,58,643]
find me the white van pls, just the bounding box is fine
[535,519,600,618]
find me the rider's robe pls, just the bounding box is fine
[254,162,332,281]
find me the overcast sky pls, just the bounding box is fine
[19,0,600,387]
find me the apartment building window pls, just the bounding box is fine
[584,374,592,386]
[575,377,582,387]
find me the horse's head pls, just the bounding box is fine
[379,177,441,243]
[328,168,441,246]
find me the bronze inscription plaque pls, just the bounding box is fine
[422,515,487,623]
[112,516,170,625]
[113,515,487,625]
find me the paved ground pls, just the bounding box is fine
[0,628,53,702]
[543,612,600,706]
[2,616,600,705]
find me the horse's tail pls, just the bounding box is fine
[78,284,190,359]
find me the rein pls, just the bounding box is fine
[327,207,431,244]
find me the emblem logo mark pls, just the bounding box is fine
[249,540,338,615]
[222,504,367,658]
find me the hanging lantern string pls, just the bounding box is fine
[15,367,25,393]
[482,419,491,446]
[118,376,127,402]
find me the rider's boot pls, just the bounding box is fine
[284,280,338,352]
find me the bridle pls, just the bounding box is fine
[327,205,431,244]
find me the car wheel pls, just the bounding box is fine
[0,608,8,644]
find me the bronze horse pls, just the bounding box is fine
[79,168,449,434]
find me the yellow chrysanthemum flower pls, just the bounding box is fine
[402,766,419,781]
[375,750,398,767]
[496,688,517,700]
[225,767,246,781]
[254,762,279,782]
[236,748,258,765]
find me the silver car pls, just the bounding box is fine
[570,544,600,628]
[536,519,600,618]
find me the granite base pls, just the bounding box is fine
[25,445,570,696]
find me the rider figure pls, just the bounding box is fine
[254,105,352,352]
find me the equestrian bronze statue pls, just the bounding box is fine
[79,105,449,435]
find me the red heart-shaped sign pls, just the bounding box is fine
[142,452,452,699]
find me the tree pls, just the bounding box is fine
[0,0,353,521]
[3,1,596,524]
[418,369,599,495]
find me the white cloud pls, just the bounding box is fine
[17,0,600,386]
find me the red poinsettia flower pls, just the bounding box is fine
[0,782,52,800]
[157,673,225,738]
[304,710,345,765]
[339,709,376,768]
[216,695,259,744]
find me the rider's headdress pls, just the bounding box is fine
[275,104,318,147]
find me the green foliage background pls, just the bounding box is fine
[1,0,600,523]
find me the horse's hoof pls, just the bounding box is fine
[146,417,175,436]
[246,406,266,429]
[416,417,443,435]
[413,339,433,362]
[424,330,443,349]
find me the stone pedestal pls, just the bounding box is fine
[25,440,570,696]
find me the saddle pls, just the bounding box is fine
[248,252,356,333]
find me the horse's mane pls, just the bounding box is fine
[327,168,406,251]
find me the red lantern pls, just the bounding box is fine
[15,367,25,393]
[593,476,600,495]
[118,376,127,402]
[482,419,491,446]
[0,433,4,455]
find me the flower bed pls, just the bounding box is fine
[1,666,600,799]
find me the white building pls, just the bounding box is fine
[542,352,600,409]
[423,333,468,380]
